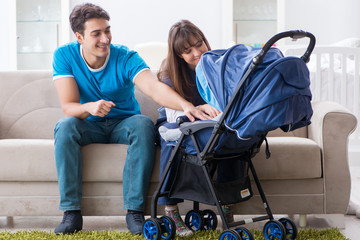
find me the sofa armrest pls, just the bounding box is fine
[308,101,357,213]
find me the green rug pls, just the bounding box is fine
[0,228,349,240]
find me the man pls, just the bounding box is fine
[52,3,210,235]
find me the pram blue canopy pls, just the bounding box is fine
[196,44,313,140]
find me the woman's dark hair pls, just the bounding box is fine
[157,20,211,101]
[69,3,110,35]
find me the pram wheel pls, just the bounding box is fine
[234,226,254,240]
[279,217,297,240]
[159,216,176,239]
[202,209,218,230]
[143,218,161,240]
[185,210,204,232]
[219,229,242,240]
[263,220,286,240]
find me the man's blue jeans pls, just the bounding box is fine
[54,115,156,212]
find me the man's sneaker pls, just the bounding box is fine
[165,206,193,237]
[126,210,145,235]
[54,210,83,235]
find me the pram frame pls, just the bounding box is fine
[147,30,316,239]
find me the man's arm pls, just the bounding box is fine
[133,70,211,121]
[54,77,115,119]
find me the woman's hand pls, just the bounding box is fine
[197,104,221,119]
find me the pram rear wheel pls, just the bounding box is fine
[143,218,161,240]
[279,217,298,240]
[159,216,176,239]
[202,209,218,230]
[219,229,242,240]
[185,210,204,232]
[263,220,286,240]
[235,226,254,240]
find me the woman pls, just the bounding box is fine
[156,20,232,236]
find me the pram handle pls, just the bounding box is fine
[253,30,316,65]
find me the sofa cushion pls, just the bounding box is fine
[0,139,161,182]
[0,139,57,181]
[252,137,322,180]
[0,136,321,182]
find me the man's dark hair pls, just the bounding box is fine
[69,3,110,35]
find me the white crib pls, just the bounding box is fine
[284,45,360,145]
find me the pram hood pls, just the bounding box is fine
[196,44,313,139]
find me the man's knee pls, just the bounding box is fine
[54,117,81,136]
[132,115,156,132]
[128,115,156,144]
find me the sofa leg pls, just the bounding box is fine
[6,216,14,227]
[299,214,307,228]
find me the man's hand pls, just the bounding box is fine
[197,104,221,119]
[85,100,115,117]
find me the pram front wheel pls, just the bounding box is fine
[160,216,176,239]
[279,217,298,240]
[202,209,218,230]
[263,220,286,240]
[235,226,254,240]
[219,229,242,240]
[143,218,161,240]
[185,210,204,232]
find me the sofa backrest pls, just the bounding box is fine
[0,70,162,139]
[267,126,307,138]
[0,70,63,139]
[0,70,307,140]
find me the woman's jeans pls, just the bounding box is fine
[54,115,156,212]
[158,121,183,206]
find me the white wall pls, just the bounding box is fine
[0,0,16,70]
[278,0,360,45]
[2,0,360,71]
[69,0,227,50]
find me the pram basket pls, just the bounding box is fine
[143,30,316,240]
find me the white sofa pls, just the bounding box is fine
[0,70,356,227]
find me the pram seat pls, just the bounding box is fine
[143,30,316,240]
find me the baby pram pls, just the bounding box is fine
[143,30,316,240]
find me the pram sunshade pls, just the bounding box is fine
[196,44,313,140]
